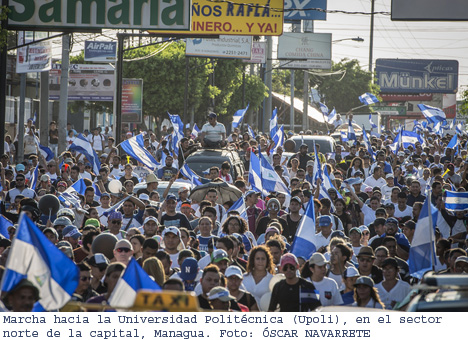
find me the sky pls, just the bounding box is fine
[307,0,468,97]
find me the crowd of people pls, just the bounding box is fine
[0,111,468,313]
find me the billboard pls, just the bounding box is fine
[380,93,433,101]
[376,59,458,94]
[7,0,191,31]
[278,59,331,70]
[186,36,252,59]
[122,79,143,123]
[16,32,52,73]
[49,64,115,101]
[284,0,327,22]
[243,42,266,64]
[277,33,332,60]
[153,0,284,36]
[84,41,117,62]
[392,0,468,20]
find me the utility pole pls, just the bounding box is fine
[58,34,70,155]
[17,74,26,163]
[290,22,301,132]
[264,36,273,133]
[39,71,49,146]
[369,0,375,73]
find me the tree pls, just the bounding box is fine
[460,88,468,117]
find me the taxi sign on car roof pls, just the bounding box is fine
[133,290,200,312]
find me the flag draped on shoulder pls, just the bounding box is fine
[0,213,79,311]
[444,190,468,212]
[408,194,438,279]
[69,134,101,174]
[120,134,160,170]
[418,104,446,125]
[108,258,160,308]
[232,104,249,129]
[359,92,379,105]
[290,199,317,261]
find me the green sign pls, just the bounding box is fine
[7,0,191,31]
[374,106,407,116]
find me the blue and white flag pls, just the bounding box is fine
[290,199,317,260]
[69,134,101,174]
[319,102,328,116]
[272,125,285,153]
[312,141,323,184]
[408,194,438,279]
[444,190,468,212]
[368,114,378,129]
[258,151,290,196]
[0,213,79,310]
[449,119,456,130]
[249,151,266,196]
[191,123,200,139]
[456,123,464,135]
[362,127,375,161]
[327,108,337,124]
[418,104,446,125]
[29,165,40,191]
[170,130,180,158]
[359,92,379,105]
[247,124,256,138]
[32,111,38,125]
[167,113,184,140]
[270,108,278,139]
[347,119,356,143]
[58,179,87,206]
[34,136,54,161]
[413,120,423,132]
[120,134,160,171]
[232,104,249,129]
[322,166,343,199]
[0,215,13,239]
[180,163,202,186]
[340,131,348,142]
[108,258,160,308]
[390,130,423,153]
[446,134,459,150]
[227,195,247,220]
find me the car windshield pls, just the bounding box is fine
[291,137,334,153]
[185,159,229,176]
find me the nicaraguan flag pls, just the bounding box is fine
[249,151,266,196]
[319,102,329,116]
[449,119,456,130]
[34,136,54,161]
[340,131,348,142]
[408,194,438,279]
[168,112,184,140]
[299,286,320,304]
[359,92,379,105]
[191,123,200,139]
[312,141,323,184]
[108,258,160,308]
[170,131,180,158]
[69,134,101,174]
[272,125,285,153]
[318,184,336,213]
[444,190,468,212]
[32,111,38,125]
[418,104,446,125]
[270,108,278,139]
[0,215,13,239]
[368,114,378,129]
[227,195,247,220]
[0,213,79,310]
[247,124,256,138]
[258,151,290,198]
[180,163,202,186]
[347,119,356,143]
[390,130,423,153]
[322,166,342,199]
[120,134,160,170]
[232,104,249,129]
[290,198,317,260]
[29,165,40,191]
[446,134,458,150]
[456,123,463,135]
[362,127,375,161]
[327,108,337,124]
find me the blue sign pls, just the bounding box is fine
[376,59,458,94]
[84,41,117,62]
[284,0,327,22]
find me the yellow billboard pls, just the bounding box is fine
[152,0,284,36]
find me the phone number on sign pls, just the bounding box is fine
[222,50,248,56]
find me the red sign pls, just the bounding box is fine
[380,93,433,101]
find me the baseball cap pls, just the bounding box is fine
[208,287,235,302]
[349,227,362,235]
[108,211,122,221]
[146,173,158,184]
[114,239,133,250]
[225,266,243,279]
[381,257,399,269]
[100,153,108,159]
[139,193,150,201]
[165,194,177,202]
[87,253,110,270]
[53,216,72,227]
[318,215,332,227]
[280,253,299,269]
[143,216,159,225]
[357,246,376,259]
[354,276,375,288]
[16,164,25,172]
[41,174,50,182]
[62,225,82,240]
[179,257,198,281]
[308,253,329,266]
[344,266,360,278]
[384,203,395,209]
[306,160,314,167]
[385,217,399,226]
[208,112,217,119]
[455,256,468,265]
[359,225,370,234]
[211,249,229,263]
[386,173,394,179]
[84,218,100,229]
[162,226,180,237]
[178,187,190,194]
[397,151,405,156]
[245,190,259,197]
[330,230,346,239]
[290,196,302,204]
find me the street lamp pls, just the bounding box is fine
[332,37,364,43]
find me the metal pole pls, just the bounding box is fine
[184,56,189,123]
[115,34,124,145]
[39,71,49,146]
[369,0,375,73]
[264,36,273,133]
[0,0,9,155]
[58,34,70,155]
[290,70,295,132]
[17,74,26,163]
[303,71,309,131]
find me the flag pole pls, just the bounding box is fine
[427,191,436,272]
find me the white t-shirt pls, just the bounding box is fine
[376,280,411,310]
[380,185,395,200]
[352,298,383,309]
[242,272,273,307]
[201,122,226,142]
[361,205,376,226]
[88,134,104,151]
[394,205,413,219]
[364,176,386,189]
[314,232,332,250]
[169,252,180,269]
[310,277,343,306]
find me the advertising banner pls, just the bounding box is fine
[279,59,332,70]
[243,42,266,64]
[84,41,117,62]
[284,0,327,22]
[376,59,459,94]
[122,79,143,123]
[186,36,252,59]
[380,93,433,101]
[49,64,115,101]
[392,0,468,20]
[277,33,332,60]
[16,31,52,73]
[374,106,407,116]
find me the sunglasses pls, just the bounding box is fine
[283,264,296,271]
[115,248,131,253]
[48,164,55,167]
[80,276,91,282]
[111,220,121,224]
[362,232,370,236]
[92,265,106,272]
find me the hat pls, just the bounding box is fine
[139,193,150,201]
[265,226,280,235]
[6,279,40,301]
[330,230,346,239]
[143,216,159,225]
[53,216,72,227]
[87,253,110,269]
[162,226,180,237]
[306,160,314,167]
[40,174,50,182]
[108,211,122,220]
[100,153,108,158]
[57,181,67,188]
[208,112,217,119]
[318,215,332,227]
[290,196,302,204]
[359,225,370,234]
[308,252,329,266]
[85,218,101,229]
[16,164,25,172]
[385,217,399,226]
[384,203,395,209]
[455,256,468,265]
[146,173,158,184]
[354,170,363,176]
[385,173,394,179]
[179,257,199,281]
[354,276,375,288]
[62,225,82,239]
[114,239,133,250]
[364,187,373,193]
[300,143,308,148]
[225,266,243,279]
[381,257,399,269]
[211,249,229,263]
[421,152,427,156]
[280,253,299,269]
[178,187,190,194]
[397,151,405,156]
[344,266,360,278]
[208,287,235,302]
[349,227,362,235]
[357,246,375,259]
[126,132,133,136]
[165,194,177,202]
[245,190,259,197]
